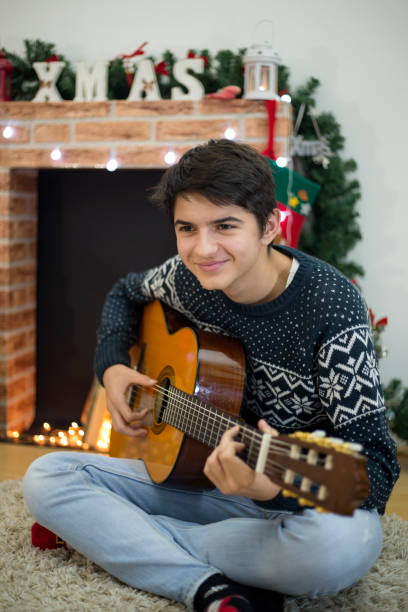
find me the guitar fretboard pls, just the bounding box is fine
[162,384,262,470]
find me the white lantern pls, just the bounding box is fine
[243,42,281,100]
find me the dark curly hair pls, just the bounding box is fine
[150,139,277,234]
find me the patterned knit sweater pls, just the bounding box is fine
[94,245,400,514]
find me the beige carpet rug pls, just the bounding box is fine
[0,479,407,612]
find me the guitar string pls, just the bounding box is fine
[151,386,324,497]
[128,384,324,498]
[160,387,323,478]
[129,383,327,477]
[147,383,290,453]
[131,382,311,458]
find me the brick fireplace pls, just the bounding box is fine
[0,98,291,435]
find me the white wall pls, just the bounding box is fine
[2,0,407,384]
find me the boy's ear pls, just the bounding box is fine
[261,209,281,244]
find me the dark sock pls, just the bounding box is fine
[193,573,284,612]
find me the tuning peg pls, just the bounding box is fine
[282,489,298,499]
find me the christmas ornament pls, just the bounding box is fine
[74,61,108,101]
[155,60,169,77]
[0,51,13,101]
[292,103,333,168]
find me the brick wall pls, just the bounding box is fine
[0,99,291,434]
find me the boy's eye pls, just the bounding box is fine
[217,223,235,231]
[177,225,194,232]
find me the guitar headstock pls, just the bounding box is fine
[265,430,370,516]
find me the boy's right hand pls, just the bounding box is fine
[102,364,156,437]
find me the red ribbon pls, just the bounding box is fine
[118,42,148,60]
[262,100,277,160]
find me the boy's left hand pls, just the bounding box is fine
[203,419,282,501]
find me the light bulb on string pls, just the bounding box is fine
[276,156,289,168]
[224,127,237,140]
[2,125,14,139]
[164,150,177,165]
[106,158,118,172]
[50,147,62,161]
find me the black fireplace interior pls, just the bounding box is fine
[33,168,176,430]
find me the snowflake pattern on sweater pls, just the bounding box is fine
[95,246,400,514]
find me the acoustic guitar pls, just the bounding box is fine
[109,299,369,516]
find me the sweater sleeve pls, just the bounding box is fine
[316,324,400,513]
[94,256,182,384]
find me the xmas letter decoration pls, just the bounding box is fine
[74,61,108,101]
[171,58,204,100]
[32,61,66,102]
[127,59,161,101]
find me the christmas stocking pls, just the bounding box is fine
[266,158,321,247]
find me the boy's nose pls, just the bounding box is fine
[194,231,218,257]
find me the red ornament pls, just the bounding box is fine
[155,60,170,76]
[45,54,60,62]
[187,51,208,67]
[0,51,14,101]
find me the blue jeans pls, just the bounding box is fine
[22,451,382,609]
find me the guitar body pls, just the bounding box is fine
[109,300,246,488]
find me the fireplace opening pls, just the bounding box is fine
[32,168,176,432]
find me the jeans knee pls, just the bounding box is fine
[266,509,383,597]
[22,452,81,520]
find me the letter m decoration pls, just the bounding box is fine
[74,61,108,101]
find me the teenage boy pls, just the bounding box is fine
[23,139,399,612]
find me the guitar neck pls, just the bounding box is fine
[162,384,260,470]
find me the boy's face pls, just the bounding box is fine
[174,193,278,302]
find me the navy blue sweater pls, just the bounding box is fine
[94,246,400,514]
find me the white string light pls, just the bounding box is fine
[224,127,237,140]
[50,147,62,161]
[106,158,118,172]
[276,156,289,168]
[164,150,177,165]
[280,93,292,103]
[2,125,14,139]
